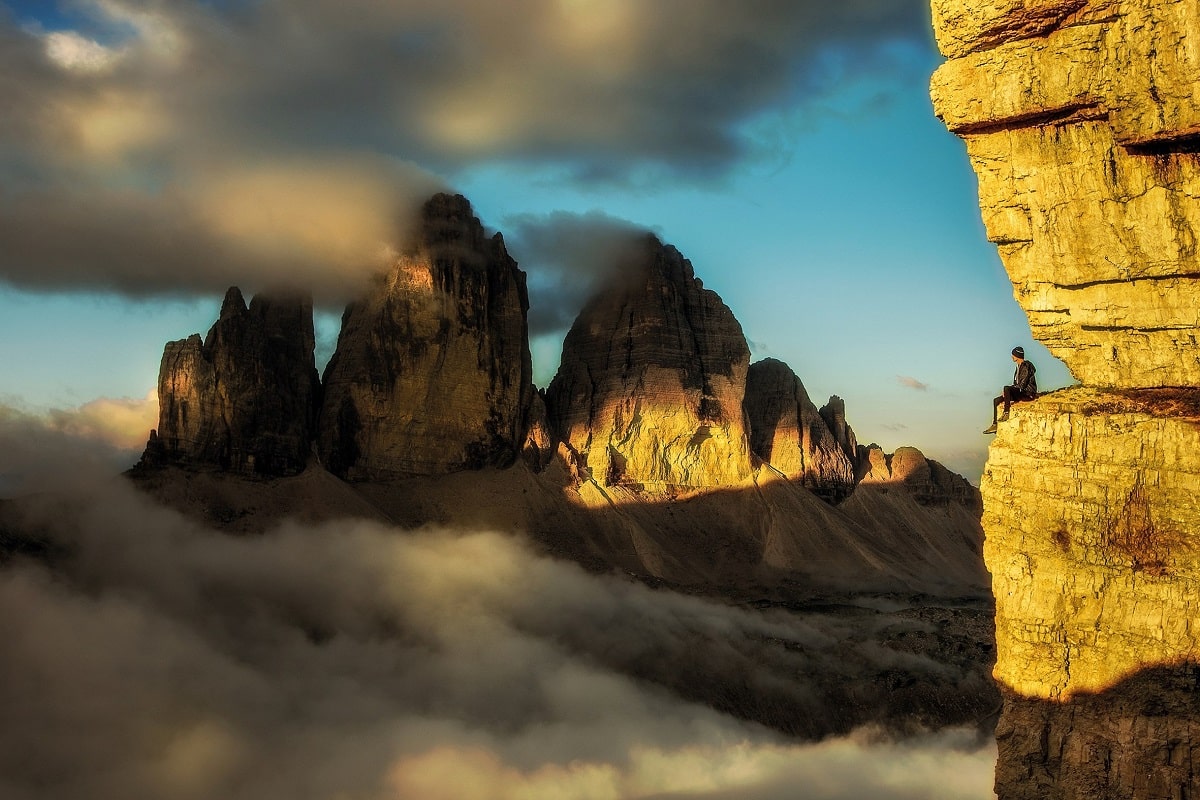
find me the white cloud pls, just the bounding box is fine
[43,31,120,72]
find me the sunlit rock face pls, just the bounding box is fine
[149,287,320,476]
[930,0,1200,388]
[520,389,554,473]
[932,3,1200,796]
[983,393,1200,799]
[856,444,982,512]
[545,235,752,493]
[744,358,855,502]
[983,388,1200,700]
[317,193,533,480]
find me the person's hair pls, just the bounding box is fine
[1011,346,1025,358]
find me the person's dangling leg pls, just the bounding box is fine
[1000,386,1017,421]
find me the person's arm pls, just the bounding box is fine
[1016,363,1035,394]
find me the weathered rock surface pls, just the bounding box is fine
[521,389,554,472]
[995,670,1200,800]
[744,358,855,502]
[930,0,1200,388]
[819,395,859,468]
[932,4,1200,794]
[545,235,752,492]
[316,193,533,480]
[982,389,1200,701]
[857,444,983,512]
[147,287,319,476]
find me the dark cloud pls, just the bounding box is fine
[0,0,930,298]
[0,422,995,799]
[505,210,651,335]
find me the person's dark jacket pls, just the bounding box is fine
[1013,361,1037,396]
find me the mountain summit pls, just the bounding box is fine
[137,191,985,597]
[316,193,533,480]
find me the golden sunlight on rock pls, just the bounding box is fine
[982,389,1199,699]
[932,4,1200,794]
[548,235,753,494]
[931,0,1200,388]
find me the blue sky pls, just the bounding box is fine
[0,0,1074,481]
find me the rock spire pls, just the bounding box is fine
[316,193,533,480]
[146,287,320,476]
[743,358,855,502]
[546,235,753,491]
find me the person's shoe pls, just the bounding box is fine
[983,423,998,434]
[998,412,1010,422]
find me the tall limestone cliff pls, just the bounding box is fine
[931,0,1200,389]
[147,287,320,476]
[931,2,1200,797]
[743,358,855,502]
[545,235,753,493]
[316,193,533,480]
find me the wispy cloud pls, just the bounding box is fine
[896,375,929,391]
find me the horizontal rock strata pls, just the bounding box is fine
[930,0,1200,387]
[981,388,1200,700]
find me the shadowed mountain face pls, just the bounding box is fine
[995,664,1200,800]
[148,287,320,477]
[316,193,533,480]
[744,358,856,503]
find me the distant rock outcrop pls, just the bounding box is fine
[145,287,320,476]
[856,444,980,511]
[521,389,554,473]
[818,395,859,469]
[316,193,533,480]
[743,359,855,502]
[546,235,753,492]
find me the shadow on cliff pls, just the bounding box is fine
[993,663,1200,800]
[126,458,990,602]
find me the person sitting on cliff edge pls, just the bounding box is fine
[983,346,1037,434]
